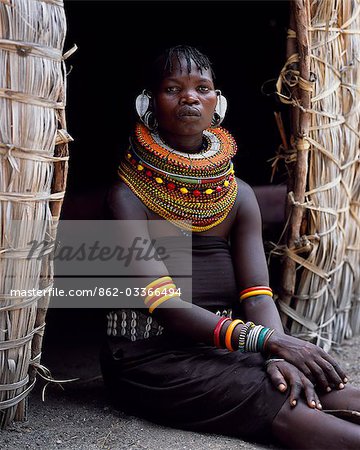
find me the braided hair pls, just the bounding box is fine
[148,45,215,91]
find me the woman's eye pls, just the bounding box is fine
[198,86,210,92]
[166,86,180,93]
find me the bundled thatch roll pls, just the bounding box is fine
[275,0,360,351]
[0,0,71,427]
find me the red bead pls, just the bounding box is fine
[229,175,234,181]
[130,158,137,165]
[193,190,201,197]
[145,170,152,177]
[167,182,175,190]
[216,186,222,192]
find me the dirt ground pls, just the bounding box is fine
[1,310,360,450]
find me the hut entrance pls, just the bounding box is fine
[45,0,290,352]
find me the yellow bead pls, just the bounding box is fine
[230,169,235,174]
[155,177,163,184]
[205,189,214,195]
[224,180,229,187]
[127,153,132,159]
[137,164,144,171]
[180,187,188,194]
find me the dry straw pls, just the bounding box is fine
[274,0,360,351]
[0,0,71,427]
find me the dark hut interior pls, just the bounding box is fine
[43,0,290,373]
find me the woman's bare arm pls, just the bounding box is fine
[230,178,347,390]
[230,178,284,332]
[107,181,235,347]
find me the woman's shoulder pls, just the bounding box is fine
[234,177,259,212]
[106,181,147,220]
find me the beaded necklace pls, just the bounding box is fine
[118,122,238,232]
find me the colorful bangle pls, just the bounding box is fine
[257,327,270,351]
[263,329,275,352]
[148,293,179,314]
[146,288,178,309]
[143,276,179,313]
[237,321,255,352]
[145,276,173,291]
[244,325,254,352]
[245,325,263,352]
[144,283,176,305]
[240,289,273,302]
[225,319,244,352]
[213,317,231,349]
[145,280,176,296]
[240,286,272,296]
[244,325,275,353]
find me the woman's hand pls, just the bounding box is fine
[265,332,348,393]
[266,358,322,409]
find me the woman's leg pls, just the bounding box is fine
[272,399,360,449]
[318,384,360,411]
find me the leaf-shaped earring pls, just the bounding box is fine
[135,90,158,131]
[211,90,228,127]
[135,89,150,119]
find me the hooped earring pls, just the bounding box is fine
[211,89,227,127]
[135,90,158,132]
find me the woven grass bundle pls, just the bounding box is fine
[275,0,360,351]
[0,0,70,427]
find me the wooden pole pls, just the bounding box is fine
[280,0,312,326]
[28,124,70,386]
[16,23,71,424]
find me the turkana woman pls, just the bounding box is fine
[101,45,360,449]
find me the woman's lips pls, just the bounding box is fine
[177,106,201,117]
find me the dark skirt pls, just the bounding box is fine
[100,333,290,443]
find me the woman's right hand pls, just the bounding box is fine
[265,332,348,393]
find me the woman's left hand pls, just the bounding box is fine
[265,332,347,392]
[265,358,322,410]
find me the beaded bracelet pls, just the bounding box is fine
[237,321,255,352]
[224,319,244,351]
[239,286,273,302]
[213,317,231,349]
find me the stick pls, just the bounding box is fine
[280,0,311,326]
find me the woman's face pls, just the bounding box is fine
[152,57,217,137]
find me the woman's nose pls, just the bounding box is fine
[179,90,199,105]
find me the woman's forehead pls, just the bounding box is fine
[163,56,213,80]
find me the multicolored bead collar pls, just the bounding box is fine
[118,122,238,232]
